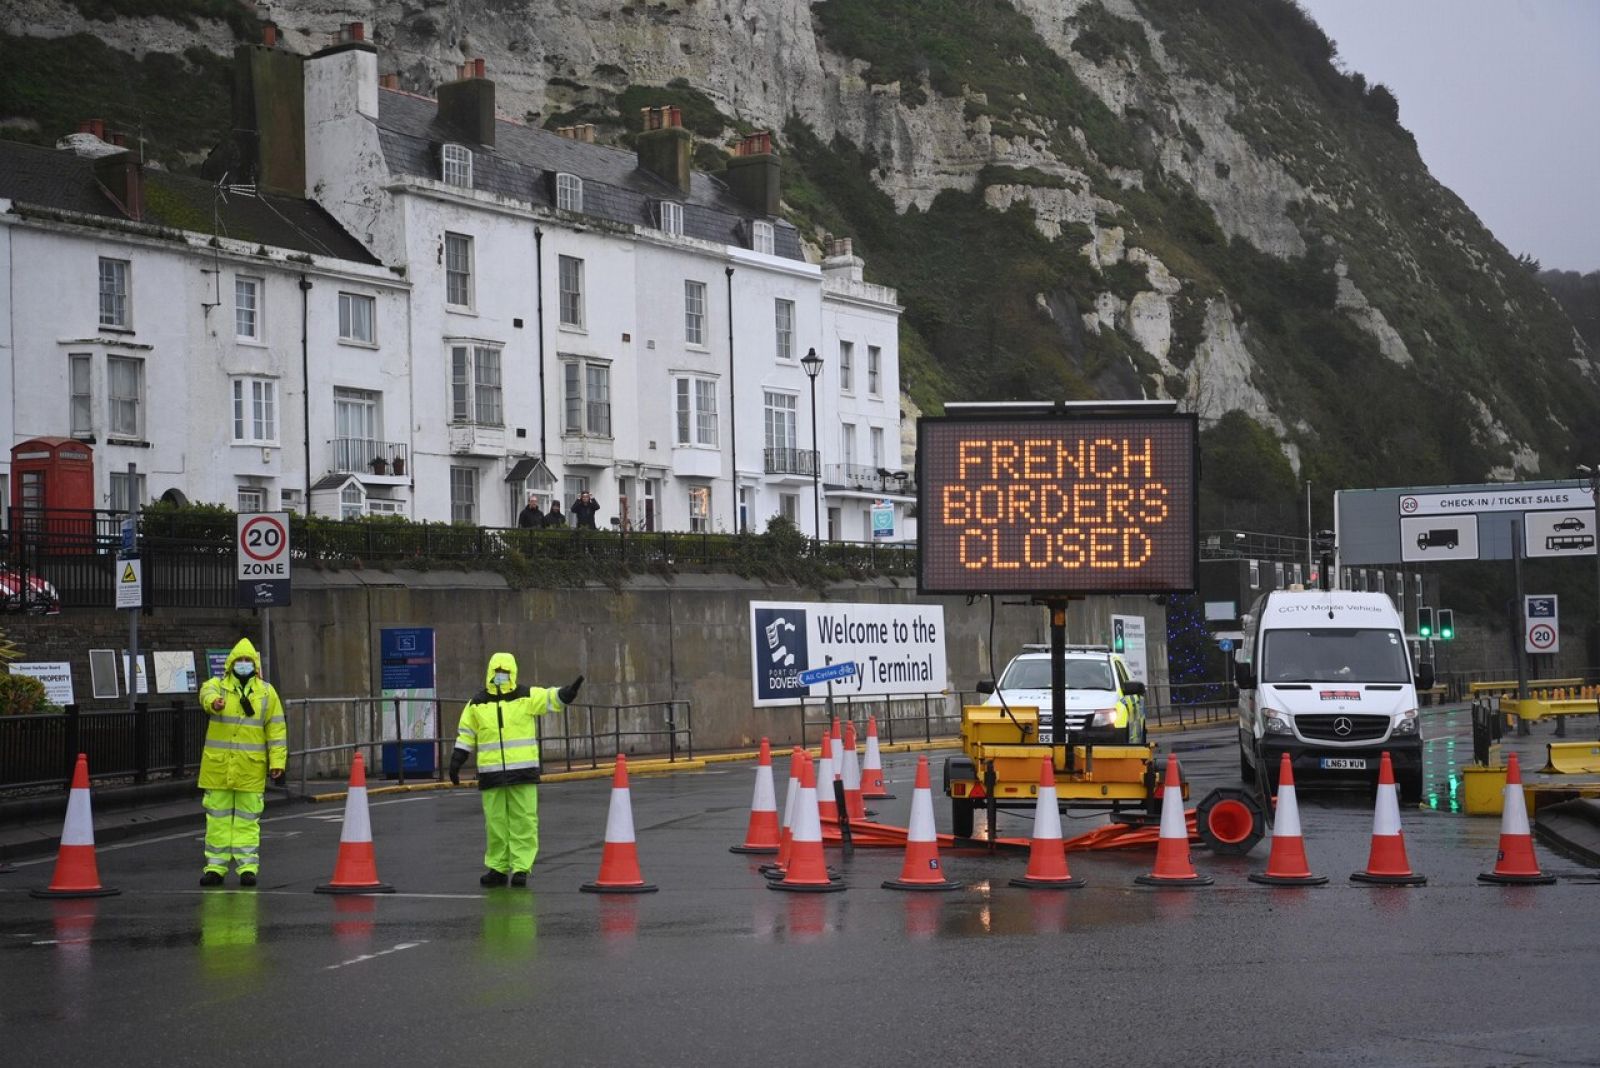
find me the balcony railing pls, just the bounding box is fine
[824,463,915,495]
[764,447,818,477]
[331,438,410,475]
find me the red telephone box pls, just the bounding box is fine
[10,437,96,549]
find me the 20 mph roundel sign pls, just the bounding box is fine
[236,512,292,608]
[1527,623,1557,653]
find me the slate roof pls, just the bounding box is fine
[375,90,804,261]
[0,139,377,264]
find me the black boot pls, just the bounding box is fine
[239,872,257,887]
[510,871,528,887]
[480,869,508,887]
[199,871,224,887]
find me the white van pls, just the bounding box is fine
[1236,588,1431,802]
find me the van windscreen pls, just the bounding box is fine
[1263,629,1410,684]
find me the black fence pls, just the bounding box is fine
[0,701,208,793]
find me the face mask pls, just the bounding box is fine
[493,671,510,686]
[234,661,255,678]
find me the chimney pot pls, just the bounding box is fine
[110,131,126,147]
[262,23,278,47]
[473,58,485,79]
[347,22,365,43]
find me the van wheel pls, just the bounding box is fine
[1239,745,1255,784]
[1398,770,1424,805]
[951,799,976,838]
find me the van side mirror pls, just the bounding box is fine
[1234,661,1256,691]
[1415,663,1435,691]
[976,679,995,695]
[1123,680,1146,697]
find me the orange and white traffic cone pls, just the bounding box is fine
[761,748,802,879]
[883,755,962,891]
[860,714,894,799]
[1350,751,1427,886]
[770,753,845,894]
[581,754,658,894]
[815,732,839,826]
[730,738,782,855]
[829,716,844,778]
[1478,752,1556,885]
[315,752,394,894]
[31,753,119,899]
[1249,754,1327,887]
[841,722,868,821]
[1135,754,1213,887]
[1010,757,1083,889]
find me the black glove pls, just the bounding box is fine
[558,674,585,704]
[448,748,468,786]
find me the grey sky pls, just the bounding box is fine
[1297,0,1599,272]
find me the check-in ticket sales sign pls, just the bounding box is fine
[918,415,1199,594]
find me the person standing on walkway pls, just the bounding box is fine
[198,638,285,887]
[572,490,600,530]
[544,499,566,529]
[518,494,545,529]
[449,653,583,886]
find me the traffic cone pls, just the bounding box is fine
[761,748,801,878]
[815,733,839,826]
[31,754,119,899]
[581,755,658,894]
[883,755,962,891]
[1249,754,1328,886]
[730,738,782,854]
[315,752,394,894]
[1135,754,1213,887]
[829,716,844,779]
[1478,752,1557,885]
[1010,757,1083,889]
[842,722,868,821]
[861,715,894,799]
[1350,752,1427,886]
[770,753,845,893]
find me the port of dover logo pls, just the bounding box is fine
[754,606,810,701]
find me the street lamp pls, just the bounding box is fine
[801,347,823,544]
[1579,464,1599,661]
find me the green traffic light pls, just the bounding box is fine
[1438,609,1454,641]
[1418,607,1433,639]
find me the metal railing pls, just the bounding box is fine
[823,463,915,496]
[330,437,410,476]
[763,447,818,476]
[797,690,972,746]
[0,701,207,793]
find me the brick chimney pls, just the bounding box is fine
[438,58,495,146]
[95,150,144,222]
[232,23,308,195]
[822,236,865,284]
[635,105,691,196]
[724,130,779,216]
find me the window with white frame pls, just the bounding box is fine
[752,220,775,256]
[870,426,885,469]
[674,376,718,447]
[774,299,794,362]
[109,470,145,513]
[563,359,611,437]
[841,422,856,467]
[688,486,711,533]
[99,258,129,328]
[338,483,363,520]
[563,474,590,513]
[658,200,683,237]
[450,467,478,524]
[238,486,268,513]
[367,497,404,517]
[868,344,882,396]
[558,255,584,328]
[334,388,380,471]
[232,377,279,445]
[556,172,583,213]
[442,143,473,188]
[763,391,797,450]
[685,280,707,346]
[69,353,92,437]
[450,344,503,425]
[338,292,375,344]
[445,232,473,308]
[839,340,854,392]
[779,493,798,522]
[235,276,262,340]
[107,355,143,439]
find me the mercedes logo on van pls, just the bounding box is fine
[1333,717,1354,737]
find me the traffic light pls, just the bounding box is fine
[1418,607,1434,639]
[1438,609,1454,641]
[1112,618,1126,654]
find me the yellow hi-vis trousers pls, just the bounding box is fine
[203,788,265,874]
[481,784,539,874]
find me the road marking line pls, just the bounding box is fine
[324,940,428,971]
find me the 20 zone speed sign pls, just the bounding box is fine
[237,512,292,607]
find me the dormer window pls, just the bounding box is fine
[556,172,583,213]
[751,220,775,255]
[442,143,473,189]
[658,200,683,237]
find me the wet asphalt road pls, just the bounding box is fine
[3,708,1599,1067]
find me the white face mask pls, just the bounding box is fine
[493,671,510,686]
[234,661,255,678]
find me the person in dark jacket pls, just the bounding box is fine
[572,491,600,530]
[449,653,583,886]
[517,495,544,529]
[544,500,566,528]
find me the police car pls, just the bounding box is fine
[977,644,1146,744]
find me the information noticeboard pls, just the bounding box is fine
[917,413,1198,595]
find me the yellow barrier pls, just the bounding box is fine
[1542,742,1600,775]
[1470,678,1584,696]
[1499,698,1600,722]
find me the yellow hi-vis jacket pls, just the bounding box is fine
[454,652,564,789]
[198,638,287,791]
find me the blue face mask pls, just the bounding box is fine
[234,661,255,679]
[493,670,510,687]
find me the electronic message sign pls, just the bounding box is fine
[918,413,1198,595]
